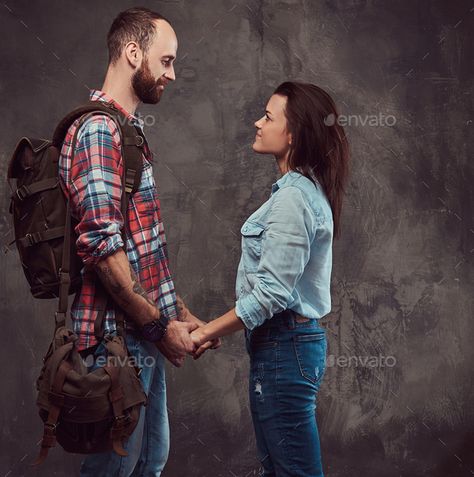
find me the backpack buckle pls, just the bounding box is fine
[25,232,40,246]
[44,422,58,432]
[114,412,131,427]
[54,311,66,327]
[123,135,144,147]
[16,185,30,201]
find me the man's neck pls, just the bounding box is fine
[101,68,140,117]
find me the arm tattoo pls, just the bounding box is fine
[176,295,188,321]
[95,264,131,308]
[129,263,156,308]
[94,261,156,311]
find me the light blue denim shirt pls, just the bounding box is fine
[235,170,333,330]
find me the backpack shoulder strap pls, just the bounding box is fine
[52,100,144,195]
[54,100,146,341]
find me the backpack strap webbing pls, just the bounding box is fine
[104,364,129,456]
[31,358,73,465]
[53,100,146,342]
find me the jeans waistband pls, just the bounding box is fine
[258,309,321,330]
[244,310,325,349]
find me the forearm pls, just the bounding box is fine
[175,295,207,329]
[176,295,191,321]
[93,247,159,327]
[198,308,245,342]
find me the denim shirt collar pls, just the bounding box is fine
[271,170,305,195]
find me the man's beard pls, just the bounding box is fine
[132,57,164,105]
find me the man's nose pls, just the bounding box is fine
[166,65,176,81]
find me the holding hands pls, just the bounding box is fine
[155,296,221,367]
[155,320,199,367]
[190,325,219,359]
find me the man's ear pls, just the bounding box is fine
[123,41,142,69]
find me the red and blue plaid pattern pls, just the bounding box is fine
[58,89,178,351]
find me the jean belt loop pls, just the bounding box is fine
[286,310,296,330]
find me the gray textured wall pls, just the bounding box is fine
[1,1,473,476]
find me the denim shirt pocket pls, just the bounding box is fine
[241,221,265,273]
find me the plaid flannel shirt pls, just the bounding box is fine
[58,89,178,351]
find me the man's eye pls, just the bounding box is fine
[162,60,171,66]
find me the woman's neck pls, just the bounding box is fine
[276,152,290,176]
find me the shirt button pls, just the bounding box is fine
[243,226,248,232]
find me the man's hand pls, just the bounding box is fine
[185,312,222,357]
[155,320,198,367]
[176,295,221,358]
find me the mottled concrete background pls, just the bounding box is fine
[1,0,473,476]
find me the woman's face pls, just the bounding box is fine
[253,94,292,159]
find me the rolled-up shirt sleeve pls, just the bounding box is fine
[69,116,125,267]
[235,186,316,329]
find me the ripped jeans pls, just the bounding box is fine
[245,310,327,477]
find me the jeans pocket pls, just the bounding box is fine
[249,334,278,351]
[293,332,327,385]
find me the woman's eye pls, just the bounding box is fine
[264,115,270,121]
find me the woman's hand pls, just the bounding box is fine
[190,325,221,360]
[191,308,245,358]
[176,301,222,358]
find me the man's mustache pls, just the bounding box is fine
[146,78,166,94]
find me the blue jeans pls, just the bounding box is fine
[245,310,327,477]
[79,331,169,477]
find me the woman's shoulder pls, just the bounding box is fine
[279,171,333,224]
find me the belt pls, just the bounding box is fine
[294,314,311,323]
[270,309,314,326]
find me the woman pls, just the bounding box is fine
[191,81,349,476]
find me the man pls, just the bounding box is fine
[58,7,220,476]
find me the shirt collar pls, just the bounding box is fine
[89,89,145,129]
[271,170,303,194]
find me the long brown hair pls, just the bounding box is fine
[273,81,350,239]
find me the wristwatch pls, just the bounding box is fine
[141,316,169,342]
